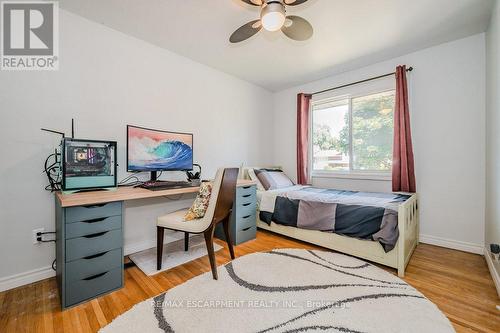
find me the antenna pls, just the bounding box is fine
[41,128,65,138]
[41,119,76,139]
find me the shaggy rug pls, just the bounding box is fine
[101,249,454,333]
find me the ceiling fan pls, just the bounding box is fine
[230,0,313,43]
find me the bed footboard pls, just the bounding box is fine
[397,193,419,277]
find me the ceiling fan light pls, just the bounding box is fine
[261,2,286,32]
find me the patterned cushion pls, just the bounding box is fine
[184,181,213,221]
[255,169,294,190]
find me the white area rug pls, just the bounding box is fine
[128,235,222,276]
[103,249,454,333]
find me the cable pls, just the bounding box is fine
[43,151,62,192]
[36,231,56,243]
[118,174,140,184]
[52,259,56,271]
[118,173,147,187]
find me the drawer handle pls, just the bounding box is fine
[83,271,109,281]
[242,226,253,231]
[83,251,109,260]
[83,231,108,239]
[242,194,251,198]
[84,203,107,208]
[242,203,251,207]
[242,215,251,219]
[82,217,107,224]
[242,186,251,189]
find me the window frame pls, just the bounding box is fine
[309,87,396,181]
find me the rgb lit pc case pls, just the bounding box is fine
[61,138,117,192]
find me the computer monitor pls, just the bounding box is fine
[127,125,193,181]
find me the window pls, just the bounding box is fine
[312,90,395,177]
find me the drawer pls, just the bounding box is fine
[235,213,256,230]
[235,225,256,245]
[66,229,122,262]
[66,248,122,282]
[237,191,256,205]
[66,267,122,307]
[237,185,256,199]
[235,201,256,218]
[65,202,122,224]
[66,215,122,239]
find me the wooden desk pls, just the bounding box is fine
[55,179,256,309]
[56,179,256,207]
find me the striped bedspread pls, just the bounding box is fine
[258,186,411,252]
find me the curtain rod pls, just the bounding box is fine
[311,66,413,96]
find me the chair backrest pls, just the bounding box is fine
[212,168,238,225]
[199,167,239,230]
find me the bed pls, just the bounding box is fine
[241,167,419,277]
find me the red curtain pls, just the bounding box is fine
[297,93,312,185]
[392,65,416,193]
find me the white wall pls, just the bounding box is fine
[485,0,500,294]
[0,10,273,288]
[273,34,486,252]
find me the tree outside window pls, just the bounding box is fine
[312,91,395,173]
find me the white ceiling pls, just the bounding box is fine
[59,0,494,91]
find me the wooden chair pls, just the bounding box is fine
[156,168,238,280]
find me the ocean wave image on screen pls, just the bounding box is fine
[129,136,193,170]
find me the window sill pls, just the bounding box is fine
[311,171,392,181]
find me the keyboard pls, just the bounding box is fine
[138,181,198,191]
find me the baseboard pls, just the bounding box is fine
[0,265,55,292]
[419,234,484,254]
[484,247,500,297]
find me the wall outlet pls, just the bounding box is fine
[33,228,45,244]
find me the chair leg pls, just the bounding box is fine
[157,226,165,271]
[184,232,189,251]
[204,227,218,280]
[223,217,235,260]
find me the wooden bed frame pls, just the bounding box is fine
[241,168,419,277]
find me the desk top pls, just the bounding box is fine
[56,179,256,208]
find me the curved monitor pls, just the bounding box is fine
[127,125,193,172]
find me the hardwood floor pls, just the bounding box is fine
[0,230,499,333]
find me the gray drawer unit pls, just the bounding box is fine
[66,229,123,262]
[56,199,124,309]
[237,213,256,231]
[235,225,257,245]
[65,202,122,223]
[65,215,122,239]
[66,248,123,282]
[215,184,257,245]
[66,267,123,307]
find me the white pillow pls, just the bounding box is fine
[254,169,294,190]
[248,168,265,191]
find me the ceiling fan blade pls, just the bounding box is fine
[284,0,309,5]
[281,16,313,41]
[230,20,262,43]
[240,0,263,6]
